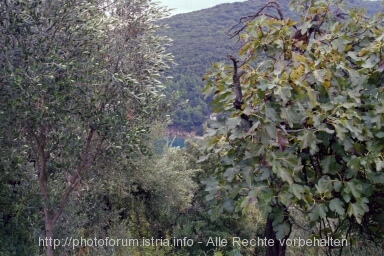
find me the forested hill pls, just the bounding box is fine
[160,0,384,134]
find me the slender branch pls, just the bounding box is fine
[52,128,97,225]
[227,54,244,109]
[228,1,284,40]
[30,127,49,200]
[227,55,252,129]
[309,154,321,177]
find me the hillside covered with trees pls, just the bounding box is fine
[162,0,384,134]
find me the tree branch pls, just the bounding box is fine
[227,54,244,109]
[228,1,283,40]
[52,128,99,225]
[227,55,252,128]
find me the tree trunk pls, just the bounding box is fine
[264,216,286,256]
[33,128,97,256]
[44,215,54,256]
[263,208,291,256]
[32,126,55,256]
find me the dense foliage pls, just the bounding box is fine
[161,0,384,134]
[0,1,256,254]
[0,0,172,254]
[2,0,384,255]
[200,0,384,255]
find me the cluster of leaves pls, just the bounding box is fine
[70,137,200,256]
[159,0,383,134]
[77,138,260,256]
[0,152,41,255]
[200,0,384,253]
[166,140,265,256]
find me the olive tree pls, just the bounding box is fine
[200,0,384,255]
[0,0,172,255]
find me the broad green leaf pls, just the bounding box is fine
[343,179,363,199]
[348,69,365,86]
[274,222,291,240]
[329,198,345,215]
[297,130,320,154]
[277,168,293,185]
[259,188,273,203]
[375,131,384,138]
[243,105,253,116]
[265,105,277,122]
[313,69,326,83]
[278,190,293,206]
[333,180,343,192]
[224,167,238,182]
[347,198,369,223]
[316,177,333,198]
[274,86,292,105]
[306,87,318,107]
[333,123,348,140]
[320,157,340,175]
[281,107,300,127]
[258,202,273,219]
[331,38,347,53]
[226,116,242,130]
[300,21,312,34]
[271,207,285,226]
[361,55,377,69]
[291,184,304,199]
[310,203,328,221]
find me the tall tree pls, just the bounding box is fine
[200,0,384,255]
[0,0,172,255]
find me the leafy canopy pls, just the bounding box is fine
[201,0,384,245]
[0,0,173,254]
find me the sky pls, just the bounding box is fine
[156,0,247,15]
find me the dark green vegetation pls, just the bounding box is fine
[162,0,384,134]
[0,1,258,255]
[2,0,384,256]
[200,0,384,255]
